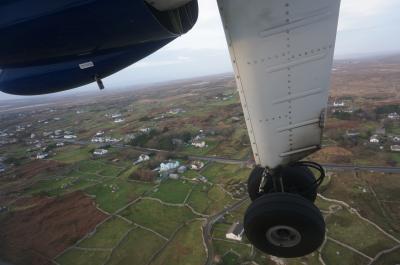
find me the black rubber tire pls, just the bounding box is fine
[247,166,265,201]
[244,193,325,258]
[247,166,317,202]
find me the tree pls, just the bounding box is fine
[130,168,157,182]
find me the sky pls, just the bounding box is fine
[1,0,400,101]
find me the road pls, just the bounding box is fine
[203,198,249,265]
[62,139,400,173]
[322,164,400,173]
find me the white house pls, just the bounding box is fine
[370,135,379,143]
[36,153,49,159]
[392,136,400,143]
[388,112,400,120]
[134,154,150,165]
[191,161,205,171]
[333,101,345,107]
[192,140,207,148]
[226,222,244,242]
[54,130,63,136]
[140,128,152,133]
[91,137,104,143]
[391,145,400,152]
[93,149,108,156]
[111,113,122,118]
[96,131,105,136]
[64,135,77,139]
[56,142,65,147]
[160,161,180,172]
[114,118,125,123]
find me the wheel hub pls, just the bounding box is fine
[266,225,301,248]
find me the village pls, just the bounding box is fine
[0,56,400,265]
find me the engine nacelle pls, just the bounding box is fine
[0,0,198,95]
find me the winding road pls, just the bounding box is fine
[202,198,249,265]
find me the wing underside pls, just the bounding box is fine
[218,0,341,168]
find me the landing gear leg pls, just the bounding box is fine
[244,162,326,258]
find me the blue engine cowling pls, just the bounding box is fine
[0,0,198,95]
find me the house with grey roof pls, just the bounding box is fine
[226,222,244,242]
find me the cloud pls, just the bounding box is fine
[165,0,227,51]
[338,0,398,31]
[133,55,192,68]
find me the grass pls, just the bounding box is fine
[150,220,207,265]
[79,217,132,249]
[213,223,232,239]
[187,184,212,214]
[221,251,240,265]
[322,171,400,238]
[28,174,98,196]
[75,160,104,174]
[56,248,111,265]
[187,184,234,215]
[373,247,400,265]
[390,153,400,165]
[223,200,250,224]
[52,145,93,163]
[206,185,235,215]
[286,253,322,265]
[182,169,199,178]
[98,165,124,177]
[150,179,193,204]
[321,239,370,265]
[85,179,154,213]
[326,208,398,257]
[73,160,123,177]
[120,199,196,238]
[315,196,336,212]
[201,163,250,185]
[213,240,252,258]
[107,227,166,265]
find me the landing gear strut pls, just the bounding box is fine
[244,162,326,258]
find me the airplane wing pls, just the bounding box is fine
[0,0,198,95]
[217,0,341,168]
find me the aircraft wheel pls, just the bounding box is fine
[244,193,325,258]
[247,165,317,202]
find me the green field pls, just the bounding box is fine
[223,200,250,224]
[120,199,196,238]
[79,217,132,249]
[373,247,400,265]
[213,239,252,259]
[85,179,154,213]
[315,196,336,212]
[52,146,93,163]
[321,240,370,265]
[213,223,232,239]
[221,251,240,265]
[56,248,111,265]
[107,227,166,265]
[150,220,207,265]
[201,163,250,185]
[326,208,397,257]
[286,254,322,265]
[187,184,235,215]
[28,174,98,196]
[150,179,193,204]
